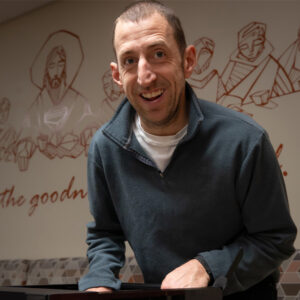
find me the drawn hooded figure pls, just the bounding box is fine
[188,37,225,102]
[21,30,94,161]
[24,30,92,141]
[219,22,294,110]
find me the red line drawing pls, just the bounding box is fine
[102,68,124,109]
[91,69,125,127]
[0,127,19,163]
[14,30,99,171]
[1,25,298,173]
[279,27,300,92]
[275,144,288,176]
[0,97,21,164]
[99,68,124,117]
[24,30,93,137]
[188,37,226,102]
[0,97,10,125]
[217,22,294,114]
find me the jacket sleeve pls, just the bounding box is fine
[78,136,126,291]
[197,131,297,295]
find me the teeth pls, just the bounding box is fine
[142,89,163,99]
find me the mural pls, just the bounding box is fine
[0,97,10,125]
[279,27,300,92]
[189,37,226,103]
[0,30,108,171]
[189,22,299,117]
[187,24,300,182]
[101,68,124,111]
[21,30,98,165]
[0,20,298,216]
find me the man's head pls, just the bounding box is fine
[238,22,266,62]
[111,0,196,135]
[44,46,67,89]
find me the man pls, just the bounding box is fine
[79,1,296,298]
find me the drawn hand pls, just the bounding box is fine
[161,259,210,289]
[86,287,113,293]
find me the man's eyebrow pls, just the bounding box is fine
[119,50,135,58]
[147,41,168,49]
[119,41,168,57]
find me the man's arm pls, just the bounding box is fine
[161,132,296,294]
[79,136,126,291]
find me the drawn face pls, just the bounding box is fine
[238,29,265,61]
[195,49,212,73]
[111,13,195,134]
[47,53,66,89]
[103,70,123,102]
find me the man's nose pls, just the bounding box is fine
[137,58,156,87]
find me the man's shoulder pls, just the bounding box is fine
[197,98,265,135]
[91,122,110,145]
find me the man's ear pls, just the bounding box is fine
[183,45,197,79]
[110,62,123,87]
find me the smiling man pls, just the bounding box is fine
[79,1,296,298]
[110,11,194,136]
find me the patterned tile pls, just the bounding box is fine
[26,257,88,285]
[278,250,300,299]
[0,259,29,286]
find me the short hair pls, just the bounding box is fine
[113,0,187,57]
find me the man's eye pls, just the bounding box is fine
[154,51,165,59]
[124,58,136,65]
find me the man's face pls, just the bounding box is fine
[47,52,66,89]
[238,29,265,62]
[111,13,195,134]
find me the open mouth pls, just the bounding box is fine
[140,89,164,101]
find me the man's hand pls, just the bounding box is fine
[161,259,210,289]
[86,287,113,293]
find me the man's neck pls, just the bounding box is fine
[139,107,189,136]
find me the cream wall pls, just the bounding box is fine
[0,0,299,260]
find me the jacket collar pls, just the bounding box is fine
[103,83,204,150]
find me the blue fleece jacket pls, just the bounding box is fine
[79,84,296,295]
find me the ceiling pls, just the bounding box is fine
[0,0,55,25]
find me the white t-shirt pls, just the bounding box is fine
[132,114,188,172]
